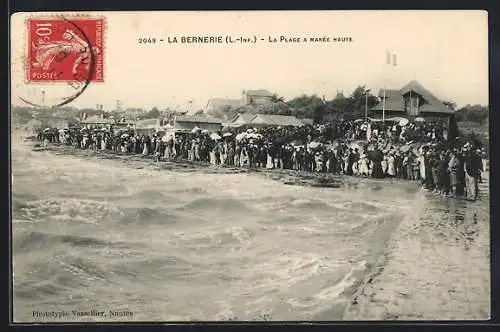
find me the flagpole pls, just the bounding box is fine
[383,51,389,123]
[365,91,368,121]
[410,89,412,116]
[382,87,386,122]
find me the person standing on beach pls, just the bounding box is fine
[464,144,482,201]
[387,152,396,178]
[370,144,384,179]
[448,150,459,198]
[437,151,450,196]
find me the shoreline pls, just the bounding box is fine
[20,138,489,320]
[342,175,490,320]
[27,139,421,191]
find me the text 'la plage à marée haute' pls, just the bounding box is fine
[137,35,353,45]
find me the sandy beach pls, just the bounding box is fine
[14,136,490,321]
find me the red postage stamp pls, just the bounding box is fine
[26,17,104,83]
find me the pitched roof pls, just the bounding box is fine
[250,114,304,127]
[207,98,241,108]
[174,115,222,124]
[399,80,454,114]
[230,113,256,124]
[245,89,274,97]
[371,81,454,114]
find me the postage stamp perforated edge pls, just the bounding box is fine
[23,12,107,84]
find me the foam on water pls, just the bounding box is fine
[12,135,422,321]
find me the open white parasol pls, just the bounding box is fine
[415,117,425,122]
[308,141,322,149]
[191,126,201,133]
[399,118,409,126]
[400,145,411,153]
[223,132,233,137]
[235,133,247,141]
[210,132,221,140]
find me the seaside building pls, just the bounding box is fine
[80,114,114,126]
[230,113,256,128]
[241,89,275,105]
[134,118,165,136]
[173,115,223,133]
[229,113,306,128]
[370,80,455,126]
[205,98,242,114]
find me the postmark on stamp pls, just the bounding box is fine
[27,17,104,83]
[15,15,105,108]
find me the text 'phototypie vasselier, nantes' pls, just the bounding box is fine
[137,35,353,45]
[31,309,133,319]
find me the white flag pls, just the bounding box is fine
[386,51,397,66]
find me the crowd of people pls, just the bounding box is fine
[36,117,485,201]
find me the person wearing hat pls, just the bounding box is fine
[463,143,482,201]
[370,143,384,178]
[437,151,450,196]
[448,150,459,198]
[387,151,396,178]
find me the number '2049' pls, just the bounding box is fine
[138,37,156,44]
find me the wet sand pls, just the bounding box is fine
[25,139,490,320]
[342,173,490,320]
[29,142,353,189]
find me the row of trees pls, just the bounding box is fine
[11,86,489,126]
[205,86,379,122]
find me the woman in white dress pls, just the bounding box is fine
[418,151,426,183]
[358,153,369,177]
[101,136,107,150]
[381,154,388,176]
[387,152,396,178]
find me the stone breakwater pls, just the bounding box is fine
[343,174,490,320]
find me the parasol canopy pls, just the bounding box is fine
[223,132,233,137]
[44,128,51,132]
[415,117,425,122]
[247,133,262,139]
[349,141,363,151]
[201,129,209,134]
[191,126,201,133]
[399,118,409,126]
[210,133,221,140]
[235,133,247,141]
[400,145,411,153]
[308,141,322,149]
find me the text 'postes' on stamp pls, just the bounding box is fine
[27,18,105,83]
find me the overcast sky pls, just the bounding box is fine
[11,10,488,112]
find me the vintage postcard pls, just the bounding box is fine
[10,11,489,322]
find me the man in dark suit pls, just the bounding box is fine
[463,143,482,201]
